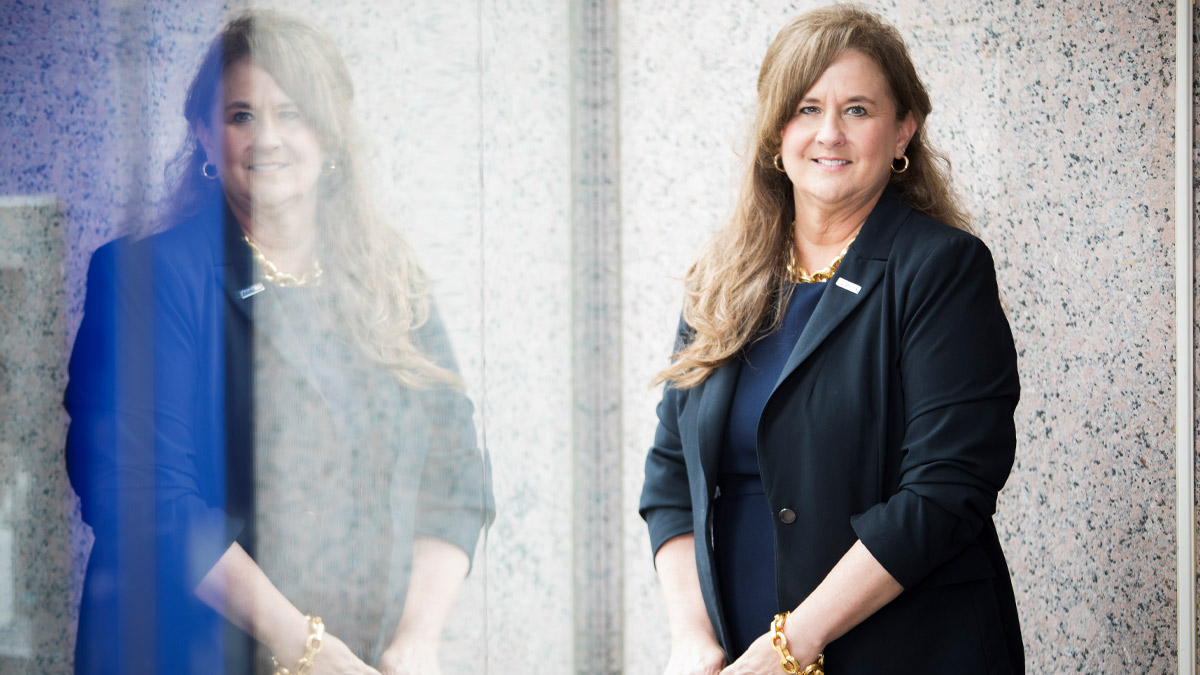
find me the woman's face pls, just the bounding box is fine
[196,59,324,223]
[779,50,916,215]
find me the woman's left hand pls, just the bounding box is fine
[378,643,442,675]
[719,628,821,675]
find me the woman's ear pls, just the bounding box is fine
[195,121,216,161]
[895,112,917,157]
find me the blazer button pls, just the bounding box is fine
[778,508,797,524]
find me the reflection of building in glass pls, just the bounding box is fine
[59,10,492,675]
[0,198,69,664]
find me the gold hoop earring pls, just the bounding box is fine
[200,161,219,180]
[773,154,787,173]
[890,155,909,174]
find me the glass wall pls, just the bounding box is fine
[2,0,591,671]
[0,1,1191,673]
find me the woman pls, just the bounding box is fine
[65,11,492,675]
[640,6,1022,674]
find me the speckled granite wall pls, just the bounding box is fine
[968,1,1178,667]
[1191,3,1199,671]
[0,4,148,669]
[618,1,1186,673]
[4,0,1195,673]
[0,198,76,671]
[477,1,576,672]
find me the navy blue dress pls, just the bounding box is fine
[713,282,825,657]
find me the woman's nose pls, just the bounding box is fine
[815,112,845,146]
[253,117,281,149]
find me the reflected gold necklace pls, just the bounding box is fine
[785,237,855,284]
[243,236,324,287]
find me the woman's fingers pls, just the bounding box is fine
[300,633,381,675]
[378,647,442,675]
[663,638,726,675]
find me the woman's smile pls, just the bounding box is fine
[249,161,289,171]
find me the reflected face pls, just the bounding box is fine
[197,59,324,221]
[779,50,915,213]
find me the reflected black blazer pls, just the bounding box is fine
[65,203,492,674]
[640,191,1024,673]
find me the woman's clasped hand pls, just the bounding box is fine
[269,619,382,675]
[661,633,727,675]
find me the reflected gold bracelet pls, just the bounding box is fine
[272,614,325,675]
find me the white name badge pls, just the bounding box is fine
[239,282,266,299]
[835,277,861,294]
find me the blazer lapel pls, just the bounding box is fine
[208,206,325,394]
[772,190,908,390]
[696,358,741,498]
[209,202,258,327]
[772,251,882,389]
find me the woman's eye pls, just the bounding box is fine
[846,105,867,116]
[798,106,820,115]
[230,111,254,124]
[278,109,302,121]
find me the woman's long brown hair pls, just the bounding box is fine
[654,5,970,389]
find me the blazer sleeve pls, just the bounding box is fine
[850,234,1020,589]
[639,319,698,560]
[410,304,495,565]
[64,240,240,591]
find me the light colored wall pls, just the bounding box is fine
[478,1,575,671]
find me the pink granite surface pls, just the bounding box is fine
[1192,3,1199,671]
[908,1,1180,670]
[618,1,1186,672]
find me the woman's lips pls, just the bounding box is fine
[249,162,287,171]
[813,158,850,166]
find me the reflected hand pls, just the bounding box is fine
[720,629,819,675]
[378,642,442,675]
[663,635,726,675]
[275,631,381,675]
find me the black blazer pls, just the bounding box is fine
[640,191,1024,673]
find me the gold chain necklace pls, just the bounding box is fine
[243,236,324,287]
[785,237,855,284]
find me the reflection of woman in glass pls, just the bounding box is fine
[65,11,491,675]
[640,6,1021,675]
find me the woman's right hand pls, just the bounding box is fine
[195,546,380,674]
[662,635,727,675]
[654,535,727,675]
[270,622,380,675]
[307,632,382,675]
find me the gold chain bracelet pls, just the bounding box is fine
[272,614,325,675]
[770,612,824,675]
